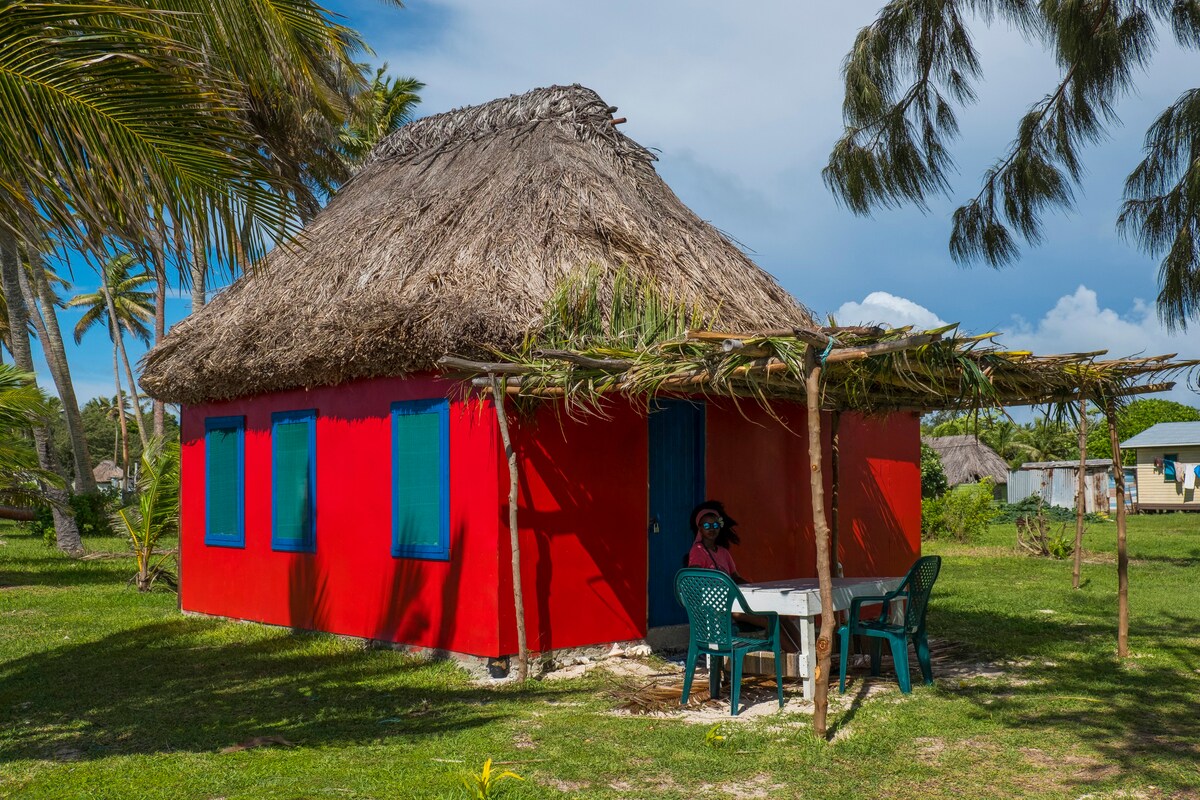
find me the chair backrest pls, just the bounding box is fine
[898,555,942,633]
[674,568,747,649]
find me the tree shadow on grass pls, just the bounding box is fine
[931,605,1200,794]
[0,618,586,763]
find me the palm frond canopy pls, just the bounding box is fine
[141,85,812,404]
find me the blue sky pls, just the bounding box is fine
[44,1,1200,408]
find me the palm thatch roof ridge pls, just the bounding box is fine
[922,435,1009,486]
[141,84,813,405]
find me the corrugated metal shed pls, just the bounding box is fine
[1007,461,1134,513]
[1016,459,1115,469]
[1121,421,1200,448]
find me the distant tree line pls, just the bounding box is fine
[923,399,1200,467]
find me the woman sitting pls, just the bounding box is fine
[686,501,747,584]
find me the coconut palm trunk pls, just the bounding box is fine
[17,250,97,492]
[190,240,207,310]
[113,369,131,493]
[151,247,166,438]
[0,227,82,554]
[98,278,149,451]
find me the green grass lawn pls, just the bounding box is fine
[1,517,1198,800]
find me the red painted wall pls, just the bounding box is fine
[705,403,920,584]
[498,401,650,653]
[181,377,919,658]
[836,412,923,578]
[181,375,503,657]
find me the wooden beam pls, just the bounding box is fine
[686,330,752,342]
[439,355,528,375]
[492,375,529,681]
[534,350,632,370]
[823,333,942,364]
[1112,382,1175,397]
[804,346,836,739]
[821,325,886,337]
[721,339,772,357]
[1072,392,1087,591]
[1105,397,1129,659]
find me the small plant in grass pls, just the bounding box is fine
[704,723,730,748]
[1016,497,1076,560]
[461,759,523,799]
[112,438,179,591]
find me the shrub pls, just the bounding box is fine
[31,491,116,545]
[920,443,949,498]
[994,494,1107,524]
[922,479,998,542]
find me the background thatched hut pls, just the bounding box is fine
[922,435,1009,499]
[142,85,921,663]
[91,459,124,487]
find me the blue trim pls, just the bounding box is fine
[391,398,450,560]
[204,415,245,548]
[271,409,317,553]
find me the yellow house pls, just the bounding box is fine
[1122,422,1200,511]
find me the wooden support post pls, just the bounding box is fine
[804,347,836,738]
[1072,393,1087,590]
[1105,398,1129,658]
[492,375,529,680]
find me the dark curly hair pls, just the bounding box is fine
[689,499,740,549]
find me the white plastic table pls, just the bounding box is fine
[738,576,902,700]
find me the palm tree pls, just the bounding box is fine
[1014,417,1077,464]
[162,0,372,319]
[0,362,74,551]
[138,1,382,435]
[339,65,424,169]
[0,237,83,552]
[14,247,98,492]
[68,254,154,458]
[0,1,326,550]
[0,363,65,512]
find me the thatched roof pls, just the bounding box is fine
[141,84,813,404]
[92,460,123,483]
[922,435,1009,486]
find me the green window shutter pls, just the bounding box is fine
[205,416,245,547]
[272,410,316,552]
[392,399,449,559]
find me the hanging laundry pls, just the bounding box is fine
[1184,464,1196,491]
[1164,459,1177,481]
[1154,456,1164,470]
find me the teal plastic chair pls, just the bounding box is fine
[674,568,784,716]
[838,556,942,694]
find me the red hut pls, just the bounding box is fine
[141,86,920,666]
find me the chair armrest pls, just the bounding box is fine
[847,593,893,626]
[744,608,780,640]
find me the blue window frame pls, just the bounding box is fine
[272,409,317,553]
[205,416,245,548]
[391,398,450,560]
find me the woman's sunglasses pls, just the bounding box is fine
[700,519,724,530]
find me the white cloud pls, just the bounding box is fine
[1000,286,1200,406]
[834,292,948,330]
[1001,286,1194,360]
[835,285,1200,408]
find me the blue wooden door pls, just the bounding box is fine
[647,399,705,628]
